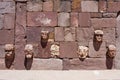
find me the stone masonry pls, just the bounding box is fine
[0,0,120,70]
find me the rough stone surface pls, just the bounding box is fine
[98,0,106,13]
[71,12,79,27]
[31,58,63,70]
[4,13,15,29]
[71,0,81,12]
[0,30,14,45]
[60,1,71,12]
[91,18,116,29]
[103,13,117,18]
[89,41,107,58]
[58,12,70,27]
[0,45,5,58]
[81,1,98,12]
[27,12,57,26]
[0,14,4,29]
[55,27,64,41]
[79,13,91,27]
[90,13,102,18]
[0,2,15,13]
[60,42,78,58]
[27,1,42,11]
[53,0,60,12]
[107,2,120,12]
[68,58,107,70]
[43,0,53,11]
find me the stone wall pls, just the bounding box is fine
[0,0,120,70]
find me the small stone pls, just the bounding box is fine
[60,1,71,12]
[107,2,120,12]
[72,0,81,12]
[55,27,64,41]
[43,0,53,11]
[71,12,79,27]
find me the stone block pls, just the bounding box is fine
[71,12,79,27]
[71,0,81,12]
[0,2,15,13]
[103,13,117,18]
[103,28,116,46]
[43,0,53,11]
[15,0,27,2]
[4,13,15,29]
[53,0,60,12]
[26,27,41,43]
[0,59,6,70]
[91,18,116,29]
[76,28,94,43]
[89,41,107,58]
[3,0,14,1]
[60,1,71,12]
[27,12,57,26]
[0,30,14,45]
[81,1,98,12]
[55,27,64,41]
[27,1,42,11]
[58,12,70,27]
[107,2,120,12]
[79,13,91,27]
[68,58,106,70]
[0,45,5,58]
[37,43,51,58]
[90,13,102,18]
[0,14,4,30]
[60,42,78,58]
[98,0,107,13]
[31,58,63,70]
[64,28,75,41]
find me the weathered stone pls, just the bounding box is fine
[69,58,107,70]
[26,27,41,43]
[55,27,64,41]
[58,12,70,27]
[76,28,94,45]
[64,28,75,41]
[60,42,78,58]
[72,0,81,12]
[90,13,102,18]
[71,12,79,27]
[15,0,27,2]
[81,1,98,12]
[37,43,51,58]
[0,14,4,30]
[89,41,107,58]
[0,59,6,70]
[103,28,116,46]
[0,45,5,58]
[0,30,14,45]
[27,12,57,26]
[103,13,117,18]
[60,1,71,12]
[31,58,63,70]
[4,14,15,29]
[63,58,70,70]
[0,2,15,13]
[53,0,60,12]
[98,0,106,13]
[43,0,53,11]
[107,2,120,12]
[27,1,42,11]
[91,18,116,29]
[79,13,91,27]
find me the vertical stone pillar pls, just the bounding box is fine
[14,2,26,69]
[115,14,120,69]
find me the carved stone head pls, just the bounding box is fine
[94,30,104,42]
[4,44,14,56]
[77,46,88,58]
[107,45,116,58]
[50,43,60,58]
[24,44,34,58]
[41,30,49,48]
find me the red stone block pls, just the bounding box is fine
[107,2,120,12]
[98,0,107,13]
[72,0,81,12]
[60,1,71,12]
[60,42,78,58]
[90,13,102,18]
[4,13,15,29]
[27,12,57,26]
[43,0,53,11]
[79,13,90,27]
[53,0,60,12]
[55,27,64,41]
[71,12,79,27]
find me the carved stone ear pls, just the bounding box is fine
[4,44,15,69]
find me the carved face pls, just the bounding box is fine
[94,30,103,42]
[25,44,33,58]
[41,31,49,40]
[4,44,14,56]
[77,46,88,58]
[108,45,116,58]
[50,44,60,57]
